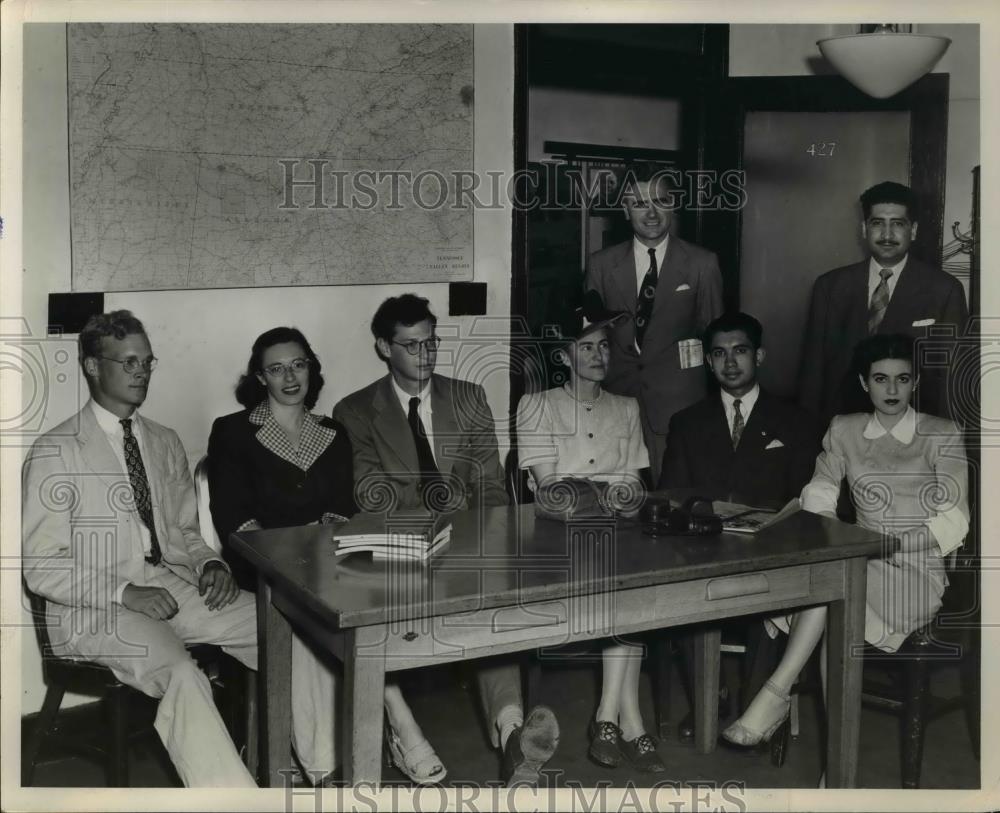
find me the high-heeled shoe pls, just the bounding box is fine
[383,718,447,785]
[719,680,791,750]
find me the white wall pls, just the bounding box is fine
[729,23,981,270]
[20,23,514,713]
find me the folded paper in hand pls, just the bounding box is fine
[333,509,452,561]
[713,498,800,534]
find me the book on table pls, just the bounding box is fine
[332,510,452,560]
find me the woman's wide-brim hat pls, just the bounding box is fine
[559,290,630,343]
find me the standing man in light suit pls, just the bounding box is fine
[22,310,258,787]
[798,181,969,424]
[585,164,724,482]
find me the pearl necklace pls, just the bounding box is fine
[563,383,602,411]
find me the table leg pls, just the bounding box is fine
[693,627,722,754]
[825,556,867,788]
[342,625,387,785]
[257,578,292,788]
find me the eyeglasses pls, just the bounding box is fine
[391,335,441,355]
[262,358,310,378]
[97,355,158,374]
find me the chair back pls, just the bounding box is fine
[24,584,56,660]
[194,455,223,553]
[504,447,533,505]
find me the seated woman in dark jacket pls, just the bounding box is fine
[208,327,445,786]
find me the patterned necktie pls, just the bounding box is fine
[868,268,894,334]
[635,247,658,350]
[731,399,745,450]
[120,418,162,565]
[407,397,442,492]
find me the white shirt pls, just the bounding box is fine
[90,399,225,604]
[391,377,436,464]
[867,255,907,303]
[720,384,760,440]
[90,399,155,559]
[632,234,669,297]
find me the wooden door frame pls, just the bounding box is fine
[698,73,950,311]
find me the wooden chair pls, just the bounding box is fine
[856,548,980,788]
[21,586,255,786]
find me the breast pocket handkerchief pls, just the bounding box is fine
[912,318,936,327]
[675,283,691,292]
[764,438,785,450]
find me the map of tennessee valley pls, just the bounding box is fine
[67,23,474,291]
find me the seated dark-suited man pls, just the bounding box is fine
[658,311,821,742]
[332,293,560,786]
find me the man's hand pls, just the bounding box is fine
[199,561,240,611]
[121,584,179,621]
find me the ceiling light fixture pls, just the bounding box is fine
[817,24,951,99]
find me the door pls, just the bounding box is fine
[739,110,912,398]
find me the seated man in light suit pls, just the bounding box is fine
[333,293,560,786]
[659,311,821,743]
[22,310,258,787]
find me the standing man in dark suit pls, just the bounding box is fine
[799,181,968,423]
[332,294,559,787]
[659,311,821,743]
[585,164,723,483]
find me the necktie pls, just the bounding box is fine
[120,418,162,565]
[731,399,745,450]
[407,397,442,492]
[868,268,894,334]
[635,247,658,350]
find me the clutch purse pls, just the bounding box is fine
[534,477,612,522]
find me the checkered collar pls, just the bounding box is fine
[249,401,336,472]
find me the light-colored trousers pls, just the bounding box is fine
[49,564,257,787]
[478,658,523,748]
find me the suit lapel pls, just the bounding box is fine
[611,242,639,313]
[881,258,925,332]
[77,406,128,490]
[704,396,736,461]
[647,237,694,331]
[430,375,458,476]
[372,375,418,473]
[846,262,871,339]
[137,416,171,543]
[735,392,772,457]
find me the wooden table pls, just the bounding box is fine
[231,505,883,788]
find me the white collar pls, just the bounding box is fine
[633,234,669,257]
[90,398,140,434]
[863,405,916,443]
[391,376,433,413]
[868,254,908,276]
[720,383,760,413]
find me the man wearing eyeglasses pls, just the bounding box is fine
[333,294,560,786]
[22,310,258,787]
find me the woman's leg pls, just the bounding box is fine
[615,643,646,740]
[596,644,629,722]
[728,606,827,737]
[383,682,424,747]
[383,681,445,783]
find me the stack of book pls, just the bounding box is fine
[332,510,452,561]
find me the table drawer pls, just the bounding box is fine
[379,563,817,661]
